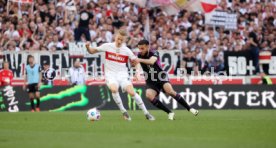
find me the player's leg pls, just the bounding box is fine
[107,73,131,120]
[35,88,40,112]
[125,84,155,120]
[163,83,199,116]
[108,83,127,114]
[146,88,175,120]
[28,92,35,112]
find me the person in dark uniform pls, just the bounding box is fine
[134,39,199,120]
[248,27,260,73]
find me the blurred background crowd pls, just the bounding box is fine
[0,0,275,74]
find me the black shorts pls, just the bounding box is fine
[27,83,39,93]
[146,81,169,95]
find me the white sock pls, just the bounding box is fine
[133,93,149,115]
[112,92,127,113]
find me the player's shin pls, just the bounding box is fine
[36,98,40,112]
[150,98,172,114]
[112,92,127,113]
[36,98,40,108]
[172,94,191,111]
[132,93,149,115]
[30,98,35,111]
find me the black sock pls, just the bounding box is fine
[151,98,172,114]
[173,94,191,111]
[30,99,35,110]
[36,98,40,108]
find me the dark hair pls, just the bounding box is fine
[138,39,149,46]
[2,61,9,68]
[28,55,34,59]
[27,55,34,62]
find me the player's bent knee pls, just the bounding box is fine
[127,89,135,97]
[110,89,118,93]
[109,85,119,93]
[129,92,135,97]
[166,90,176,97]
[109,87,118,93]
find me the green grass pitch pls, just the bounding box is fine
[0,110,276,148]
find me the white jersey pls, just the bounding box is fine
[96,42,137,73]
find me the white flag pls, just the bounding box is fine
[125,0,147,7]
[125,0,217,15]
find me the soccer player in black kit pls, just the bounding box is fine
[134,40,199,120]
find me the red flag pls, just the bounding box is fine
[201,0,217,13]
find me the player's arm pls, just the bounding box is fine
[38,66,42,87]
[85,43,106,54]
[68,68,73,85]
[85,44,99,54]
[137,50,159,65]
[0,71,2,86]
[23,71,27,90]
[10,71,14,86]
[134,63,145,81]
[138,56,157,65]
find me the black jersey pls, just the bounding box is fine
[183,57,197,74]
[138,50,169,84]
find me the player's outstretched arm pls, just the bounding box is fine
[85,43,99,54]
[132,62,143,81]
[23,73,27,90]
[138,56,157,65]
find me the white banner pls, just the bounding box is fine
[9,0,33,3]
[125,0,217,15]
[205,10,237,30]
[65,0,76,11]
[4,46,181,78]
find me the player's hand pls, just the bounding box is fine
[38,83,42,89]
[131,58,140,66]
[133,74,140,81]
[22,84,26,91]
[130,60,136,67]
[85,42,91,50]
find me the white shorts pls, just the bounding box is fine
[105,72,132,91]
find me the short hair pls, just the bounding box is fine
[28,55,34,59]
[117,29,127,36]
[2,61,9,67]
[138,39,149,46]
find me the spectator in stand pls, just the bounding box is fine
[197,52,209,74]
[0,0,275,76]
[208,50,224,73]
[0,61,13,86]
[74,5,93,42]
[248,25,260,74]
[68,59,85,85]
[181,51,198,75]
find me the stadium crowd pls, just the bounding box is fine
[0,0,276,74]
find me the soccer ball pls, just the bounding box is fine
[87,108,101,121]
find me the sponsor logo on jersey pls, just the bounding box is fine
[106,51,129,63]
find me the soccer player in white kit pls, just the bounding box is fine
[86,30,155,121]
